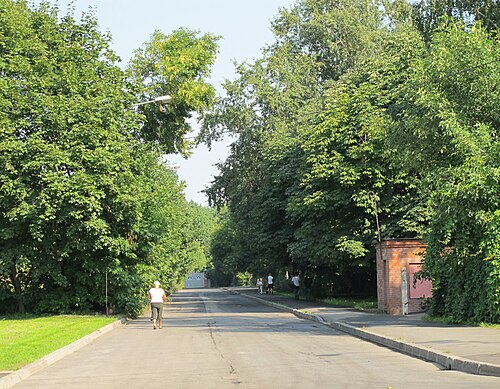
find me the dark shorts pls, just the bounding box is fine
[151,302,164,320]
[268,283,273,289]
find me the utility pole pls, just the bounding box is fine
[105,269,108,317]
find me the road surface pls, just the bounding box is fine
[13,289,499,388]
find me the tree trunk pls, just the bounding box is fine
[11,263,25,313]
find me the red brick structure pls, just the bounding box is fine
[376,239,432,315]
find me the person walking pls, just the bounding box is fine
[148,281,167,330]
[266,273,274,295]
[291,273,300,300]
[256,277,264,294]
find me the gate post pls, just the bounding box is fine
[401,267,409,315]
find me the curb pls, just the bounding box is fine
[0,318,126,389]
[229,289,500,377]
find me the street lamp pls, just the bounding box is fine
[105,269,108,317]
[103,94,174,316]
[135,95,172,112]
[368,191,381,245]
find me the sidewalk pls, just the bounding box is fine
[228,287,500,378]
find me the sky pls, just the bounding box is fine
[47,0,297,205]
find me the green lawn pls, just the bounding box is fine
[421,314,500,328]
[319,296,378,311]
[276,291,378,311]
[0,314,116,371]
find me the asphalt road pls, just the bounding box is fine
[13,289,499,388]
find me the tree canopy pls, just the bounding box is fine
[202,0,499,322]
[1,0,498,323]
[0,0,218,316]
[129,28,220,155]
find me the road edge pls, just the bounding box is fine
[0,318,126,389]
[228,289,500,377]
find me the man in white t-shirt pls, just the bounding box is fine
[148,281,166,329]
[266,273,274,295]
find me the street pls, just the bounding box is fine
[13,289,499,388]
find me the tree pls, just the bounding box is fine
[207,207,242,287]
[411,0,500,38]
[0,1,219,316]
[271,0,383,80]
[202,0,423,295]
[388,19,500,322]
[203,0,499,322]
[284,20,433,295]
[0,0,140,313]
[128,28,220,155]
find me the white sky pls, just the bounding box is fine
[47,0,297,205]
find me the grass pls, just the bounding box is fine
[480,322,500,329]
[0,314,116,371]
[421,314,500,329]
[275,291,378,311]
[319,296,378,311]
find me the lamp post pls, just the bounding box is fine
[368,190,383,261]
[102,95,173,316]
[368,191,386,311]
[368,191,381,245]
[135,95,172,112]
[105,269,108,317]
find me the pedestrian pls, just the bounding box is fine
[266,273,274,295]
[148,281,167,330]
[304,275,313,301]
[256,277,263,294]
[291,273,300,300]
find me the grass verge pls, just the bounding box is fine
[421,314,500,328]
[0,314,116,371]
[319,297,378,311]
[275,291,377,311]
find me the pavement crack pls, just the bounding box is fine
[207,320,222,357]
[203,297,238,378]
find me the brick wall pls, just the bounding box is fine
[376,239,430,315]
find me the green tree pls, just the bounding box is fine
[388,20,500,322]
[207,208,242,287]
[128,28,220,155]
[411,0,500,38]
[203,0,499,322]
[0,1,219,316]
[0,0,140,313]
[284,21,432,295]
[203,0,423,295]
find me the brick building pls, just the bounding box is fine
[376,239,432,315]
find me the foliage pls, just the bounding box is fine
[206,207,244,287]
[203,0,426,297]
[287,26,430,294]
[0,1,218,317]
[129,28,220,155]
[203,0,499,323]
[0,0,138,314]
[389,20,500,322]
[410,0,500,38]
[235,272,252,287]
[271,0,383,80]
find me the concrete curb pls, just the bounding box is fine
[229,289,500,377]
[0,318,126,389]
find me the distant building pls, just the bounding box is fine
[185,271,209,289]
